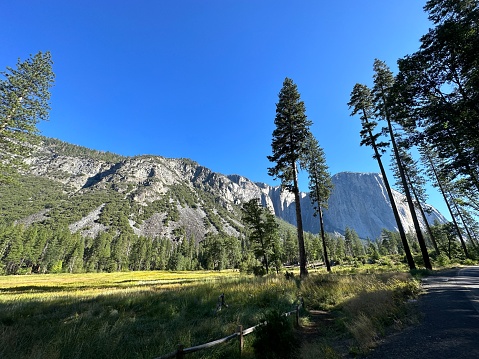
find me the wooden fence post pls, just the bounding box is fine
[176,344,184,359]
[237,325,243,355]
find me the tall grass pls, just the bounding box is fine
[300,271,421,355]
[0,271,299,359]
[0,268,421,358]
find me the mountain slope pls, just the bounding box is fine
[2,138,447,241]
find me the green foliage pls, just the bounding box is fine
[169,183,198,208]
[242,199,281,275]
[268,77,312,278]
[134,195,179,226]
[0,52,55,183]
[0,175,66,224]
[397,0,479,191]
[39,137,125,162]
[252,310,300,359]
[301,134,333,211]
[198,233,241,271]
[429,222,465,261]
[267,77,312,189]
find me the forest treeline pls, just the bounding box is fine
[0,218,474,275]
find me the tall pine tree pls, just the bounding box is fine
[268,78,312,277]
[348,83,416,269]
[0,51,55,183]
[300,134,333,271]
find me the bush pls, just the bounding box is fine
[253,265,267,277]
[252,310,300,359]
[435,253,451,267]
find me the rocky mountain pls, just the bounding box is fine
[4,138,447,241]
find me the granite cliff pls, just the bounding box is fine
[7,138,447,241]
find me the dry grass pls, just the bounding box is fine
[0,268,422,358]
[299,271,421,356]
[0,270,238,302]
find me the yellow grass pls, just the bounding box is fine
[0,270,240,302]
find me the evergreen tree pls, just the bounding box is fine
[3,225,23,274]
[268,78,312,277]
[71,235,85,273]
[199,234,226,270]
[372,59,432,270]
[223,235,242,270]
[344,227,354,258]
[421,147,471,258]
[350,228,365,257]
[392,146,440,254]
[348,83,416,269]
[111,233,131,271]
[366,239,381,261]
[301,134,333,271]
[282,230,298,265]
[335,235,346,263]
[0,52,55,183]
[242,198,280,274]
[396,0,479,192]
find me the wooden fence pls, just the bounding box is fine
[153,303,302,359]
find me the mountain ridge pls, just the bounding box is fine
[5,137,447,241]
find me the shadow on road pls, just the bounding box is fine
[365,267,479,359]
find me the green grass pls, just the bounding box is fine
[0,271,298,359]
[0,267,422,359]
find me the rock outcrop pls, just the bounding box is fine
[15,138,447,240]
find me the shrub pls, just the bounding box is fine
[252,310,300,359]
[435,253,451,267]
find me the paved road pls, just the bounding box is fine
[365,266,479,359]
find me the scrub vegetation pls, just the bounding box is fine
[0,266,422,358]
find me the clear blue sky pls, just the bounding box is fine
[2,1,450,218]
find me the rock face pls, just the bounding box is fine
[323,172,399,238]
[249,172,446,240]
[16,138,447,241]
[323,172,445,239]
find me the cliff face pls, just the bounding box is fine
[322,172,445,239]
[14,139,446,240]
[247,172,446,240]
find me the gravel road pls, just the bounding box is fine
[365,266,479,359]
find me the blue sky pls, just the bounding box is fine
[2,1,449,218]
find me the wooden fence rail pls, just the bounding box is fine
[153,304,302,359]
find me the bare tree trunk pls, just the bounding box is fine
[405,169,440,254]
[363,111,416,269]
[387,119,432,270]
[292,161,308,278]
[425,150,470,258]
[318,207,331,272]
[451,199,471,258]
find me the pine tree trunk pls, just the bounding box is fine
[450,199,470,258]
[363,111,416,270]
[413,179,441,254]
[387,119,432,270]
[292,162,308,278]
[425,151,470,258]
[318,207,331,272]
[407,171,440,254]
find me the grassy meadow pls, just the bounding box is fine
[0,266,423,359]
